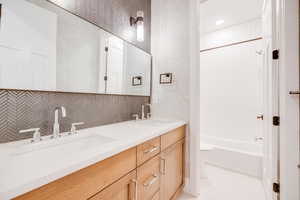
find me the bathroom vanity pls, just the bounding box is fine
[0,1,186,199]
[0,120,186,200]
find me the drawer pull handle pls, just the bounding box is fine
[143,174,158,187]
[131,179,138,200]
[144,146,158,154]
[160,158,166,175]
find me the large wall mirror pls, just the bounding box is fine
[0,0,151,96]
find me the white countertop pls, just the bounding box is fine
[0,119,186,200]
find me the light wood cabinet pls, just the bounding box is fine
[14,148,137,200]
[14,126,185,200]
[137,155,160,200]
[151,191,160,200]
[161,126,185,151]
[160,140,185,200]
[137,137,161,166]
[89,170,137,200]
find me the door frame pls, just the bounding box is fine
[277,0,300,199]
[188,0,300,198]
[261,0,280,199]
[187,0,201,196]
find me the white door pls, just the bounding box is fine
[277,0,300,199]
[262,0,280,199]
[0,0,57,91]
[106,37,124,94]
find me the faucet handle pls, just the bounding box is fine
[19,128,41,143]
[132,114,139,121]
[147,113,151,119]
[141,104,146,120]
[145,103,152,119]
[70,122,84,134]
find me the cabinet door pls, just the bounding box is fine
[89,170,137,200]
[160,140,184,200]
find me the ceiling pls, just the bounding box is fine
[200,0,263,35]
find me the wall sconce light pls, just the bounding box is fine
[130,11,144,42]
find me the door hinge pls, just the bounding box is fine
[273,49,279,60]
[0,4,2,18]
[273,183,280,193]
[273,116,280,126]
[104,76,108,81]
[105,47,108,52]
[0,4,2,27]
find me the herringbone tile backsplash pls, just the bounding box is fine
[0,90,149,143]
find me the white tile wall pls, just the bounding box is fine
[200,19,262,50]
[151,0,190,121]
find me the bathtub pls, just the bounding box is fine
[200,135,263,178]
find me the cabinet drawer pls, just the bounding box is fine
[137,155,160,200]
[137,137,160,166]
[89,170,137,200]
[151,191,160,200]
[161,126,185,150]
[14,148,137,200]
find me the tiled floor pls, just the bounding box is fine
[178,165,266,200]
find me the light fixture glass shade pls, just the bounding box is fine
[136,11,144,42]
[136,20,144,42]
[216,20,224,25]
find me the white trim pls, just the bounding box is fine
[183,178,191,194]
[279,0,300,199]
[186,0,201,196]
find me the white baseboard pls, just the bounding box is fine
[183,178,200,197]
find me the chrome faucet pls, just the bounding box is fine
[145,103,152,119]
[52,106,66,138]
[70,122,84,135]
[141,105,146,120]
[19,128,41,143]
[142,104,152,120]
[132,114,140,121]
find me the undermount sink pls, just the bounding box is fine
[13,134,116,156]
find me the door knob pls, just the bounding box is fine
[257,115,264,120]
